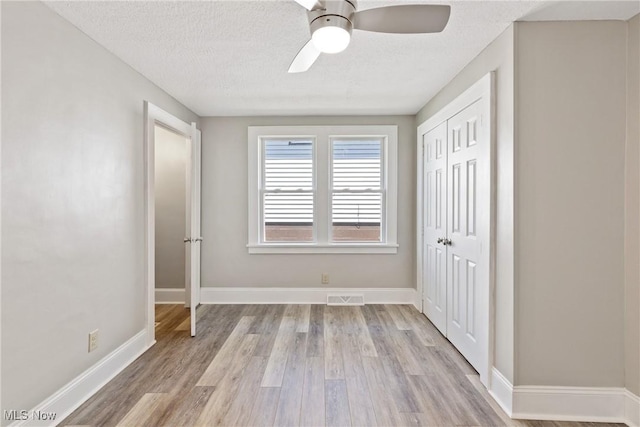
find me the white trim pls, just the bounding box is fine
[199,287,416,305]
[9,330,151,427]
[155,288,186,304]
[625,389,640,427]
[511,386,627,424]
[489,368,513,416]
[146,103,192,136]
[246,243,398,254]
[483,375,640,426]
[415,72,495,388]
[247,125,398,254]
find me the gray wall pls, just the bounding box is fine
[200,116,415,289]
[515,21,626,387]
[624,13,640,396]
[1,1,199,417]
[416,26,516,382]
[154,126,187,289]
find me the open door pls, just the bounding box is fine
[186,123,202,337]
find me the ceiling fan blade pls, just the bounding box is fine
[353,4,451,34]
[288,39,321,73]
[293,0,324,11]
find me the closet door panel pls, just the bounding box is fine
[446,99,485,373]
[422,121,448,335]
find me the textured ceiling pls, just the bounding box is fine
[45,1,639,117]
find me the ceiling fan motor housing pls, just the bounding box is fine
[308,0,357,36]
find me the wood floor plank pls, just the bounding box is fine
[361,356,404,427]
[360,304,396,357]
[380,355,421,413]
[324,306,345,380]
[300,357,325,427]
[247,387,281,427]
[273,332,308,427]
[407,374,458,426]
[261,316,297,387]
[115,393,169,427]
[410,352,483,426]
[307,304,324,357]
[194,334,260,426]
[340,332,377,426]
[376,310,425,375]
[155,312,246,395]
[253,305,286,357]
[196,316,255,386]
[325,379,351,427]
[343,306,378,357]
[397,305,438,346]
[384,304,412,330]
[156,305,191,337]
[284,304,311,333]
[221,356,269,427]
[154,386,215,427]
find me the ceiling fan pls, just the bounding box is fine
[288,0,451,73]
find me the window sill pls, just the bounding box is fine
[246,243,399,254]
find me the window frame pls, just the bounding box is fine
[248,125,398,254]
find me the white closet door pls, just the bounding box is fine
[422,121,448,335]
[445,99,487,374]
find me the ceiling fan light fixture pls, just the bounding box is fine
[312,25,351,54]
[310,14,353,54]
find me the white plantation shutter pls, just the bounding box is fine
[331,138,383,241]
[262,139,314,241]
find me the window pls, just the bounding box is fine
[263,139,314,242]
[331,138,383,242]
[248,125,398,254]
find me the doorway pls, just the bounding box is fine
[154,124,189,330]
[144,102,202,343]
[416,73,494,387]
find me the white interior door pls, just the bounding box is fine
[445,99,488,374]
[188,124,202,337]
[422,121,448,335]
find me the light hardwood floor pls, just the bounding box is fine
[61,304,622,427]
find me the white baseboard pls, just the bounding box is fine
[483,371,639,426]
[626,390,640,427]
[155,288,185,304]
[511,386,627,424]
[199,287,416,305]
[489,367,513,416]
[9,330,151,427]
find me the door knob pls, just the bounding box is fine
[437,237,443,244]
[184,238,192,243]
[442,238,452,246]
[194,237,203,242]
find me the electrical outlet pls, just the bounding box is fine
[321,273,330,284]
[88,329,99,353]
